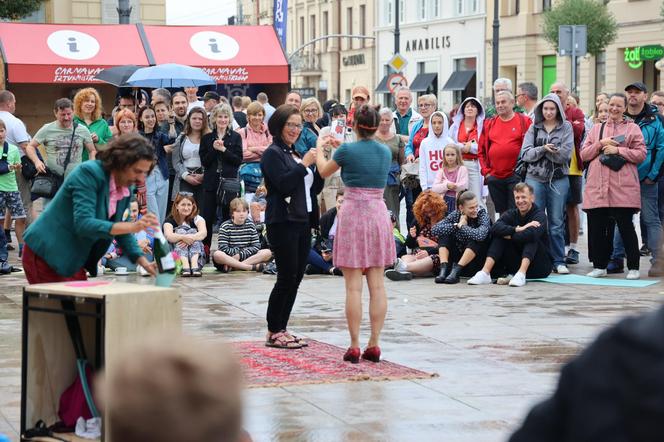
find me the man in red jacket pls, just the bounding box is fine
[550,82,585,265]
[478,90,532,215]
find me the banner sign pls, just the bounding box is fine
[273,0,288,49]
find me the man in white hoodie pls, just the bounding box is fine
[419,111,452,191]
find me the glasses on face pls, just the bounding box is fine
[178,191,193,197]
[303,109,318,115]
[285,123,303,131]
[419,103,433,109]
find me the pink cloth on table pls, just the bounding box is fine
[109,174,130,218]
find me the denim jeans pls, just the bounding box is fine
[146,170,169,225]
[526,176,570,266]
[0,227,7,262]
[612,182,661,263]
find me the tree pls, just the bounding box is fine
[0,0,46,20]
[542,0,618,56]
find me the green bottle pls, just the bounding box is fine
[153,230,176,287]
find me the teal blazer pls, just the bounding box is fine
[24,160,143,277]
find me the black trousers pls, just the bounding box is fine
[166,174,175,215]
[586,208,639,270]
[487,237,552,279]
[266,221,310,333]
[486,174,520,214]
[201,189,218,250]
[439,236,488,277]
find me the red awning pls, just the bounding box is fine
[0,23,150,84]
[142,25,289,84]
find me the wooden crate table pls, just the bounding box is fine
[21,281,181,441]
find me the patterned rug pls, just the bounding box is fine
[230,339,437,388]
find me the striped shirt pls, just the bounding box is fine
[217,219,261,261]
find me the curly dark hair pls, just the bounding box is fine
[98,133,155,174]
[413,190,447,227]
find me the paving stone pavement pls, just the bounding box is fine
[0,242,662,441]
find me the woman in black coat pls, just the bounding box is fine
[200,103,243,251]
[261,104,324,349]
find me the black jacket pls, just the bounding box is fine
[199,130,243,192]
[510,305,664,442]
[261,140,324,226]
[319,207,337,239]
[491,203,549,248]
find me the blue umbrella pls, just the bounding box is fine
[126,63,216,88]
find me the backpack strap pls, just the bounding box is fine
[599,122,606,140]
[1,142,8,159]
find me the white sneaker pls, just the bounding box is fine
[626,270,640,280]
[468,271,492,285]
[586,268,607,278]
[394,258,407,272]
[555,264,570,274]
[508,272,526,287]
[496,274,513,285]
[137,265,149,277]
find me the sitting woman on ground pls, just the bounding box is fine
[385,190,448,281]
[431,191,491,284]
[163,193,207,277]
[212,198,272,272]
[305,189,345,276]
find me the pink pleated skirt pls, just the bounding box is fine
[333,187,396,269]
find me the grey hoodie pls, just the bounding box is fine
[520,93,574,183]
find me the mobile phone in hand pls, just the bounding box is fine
[330,120,345,142]
[613,134,626,144]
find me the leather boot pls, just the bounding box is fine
[434,262,450,284]
[443,263,464,284]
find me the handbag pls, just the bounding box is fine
[400,159,420,190]
[0,142,10,175]
[215,146,242,206]
[599,153,627,171]
[30,122,78,198]
[387,162,401,186]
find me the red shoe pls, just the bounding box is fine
[362,346,381,362]
[343,347,360,364]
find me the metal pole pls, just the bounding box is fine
[394,0,400,56]
[117,0,132,24]
[492,0,500,88]
[571,25,577,94]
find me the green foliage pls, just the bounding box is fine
[542,0,618,56]
[0,0,45,20]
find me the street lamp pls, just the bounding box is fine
[492,0,500,87]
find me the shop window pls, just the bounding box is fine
[542,55,557,97]
[453,58,477,104]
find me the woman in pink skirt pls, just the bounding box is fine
[316,105,395,363]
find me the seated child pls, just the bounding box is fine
[101,200,153,272]
[212,198,272,272]
[163,193,207,277]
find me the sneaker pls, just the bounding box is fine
[467,270,492,285]
[565,249,579,265]
[640,245,651,256]
[496,274,513,285]
[508,272,526,287]
[648,263,664,277]
[554,264,570,274]
[384,269,413,281]
[606,259,624,274]
[394,258,407,272]
[586,268,607,278]
[626,269,640,280]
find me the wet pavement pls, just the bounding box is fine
[0,241,663,441]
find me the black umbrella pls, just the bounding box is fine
[94,65,142,87]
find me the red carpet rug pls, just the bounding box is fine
[230,339,437,388]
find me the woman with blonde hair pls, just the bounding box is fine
[73,87,112,160]
[236,101,272,204]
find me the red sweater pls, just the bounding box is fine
[478,113,531,179]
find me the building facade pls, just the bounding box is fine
[375,0,486,110]
[237,0,375,105]
[15,0,166,24]
[485,0,664,115]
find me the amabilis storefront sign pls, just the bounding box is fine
[624,45,664,69]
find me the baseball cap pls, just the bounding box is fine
[352,86,370,100]
[625,82,647,93]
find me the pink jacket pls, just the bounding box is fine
[236,123,272,162]
[581,118,646,210]
[432,165,469,196]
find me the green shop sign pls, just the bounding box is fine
[624,45,664,69]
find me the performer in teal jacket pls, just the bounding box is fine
[22,133,159,283]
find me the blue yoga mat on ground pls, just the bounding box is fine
[529,274,660,287]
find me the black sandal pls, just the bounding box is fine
[265,331,303,349]
[252,263,265,272]
[283,330,309,347]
